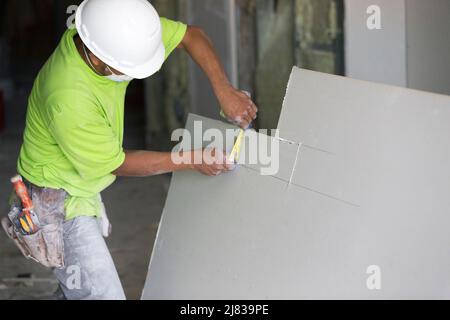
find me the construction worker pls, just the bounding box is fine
[15,0,257,299]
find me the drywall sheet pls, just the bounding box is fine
[143,68,450,299]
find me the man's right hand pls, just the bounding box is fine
[191,148,235,176]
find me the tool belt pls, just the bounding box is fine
[1,179,67,268]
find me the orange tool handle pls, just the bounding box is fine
[11,175,33,210]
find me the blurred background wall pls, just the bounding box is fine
[146,0,345,139]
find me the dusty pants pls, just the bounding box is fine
[53,216,125,300]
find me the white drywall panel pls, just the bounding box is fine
[142,114,362,299]
[281,68,450,298]
[143,67,450,299]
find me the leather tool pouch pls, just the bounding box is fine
[2,182,67,268]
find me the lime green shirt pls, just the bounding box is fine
[17,18,187,220]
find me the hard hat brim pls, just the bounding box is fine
[117,42,165,79]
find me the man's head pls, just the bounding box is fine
[75,0,165,80]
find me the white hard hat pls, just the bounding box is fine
[75,0,165,79]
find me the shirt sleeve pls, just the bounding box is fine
[47,99,125,180]
[160,17,188,60]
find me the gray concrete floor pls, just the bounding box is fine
[0,86,170,300]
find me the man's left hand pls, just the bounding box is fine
[218,85,258,129]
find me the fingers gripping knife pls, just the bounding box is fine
[220,91,254,164]
[220,90,253,127]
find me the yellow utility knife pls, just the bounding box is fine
[228,129,245,164]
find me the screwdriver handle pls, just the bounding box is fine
[11,175,33,210]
